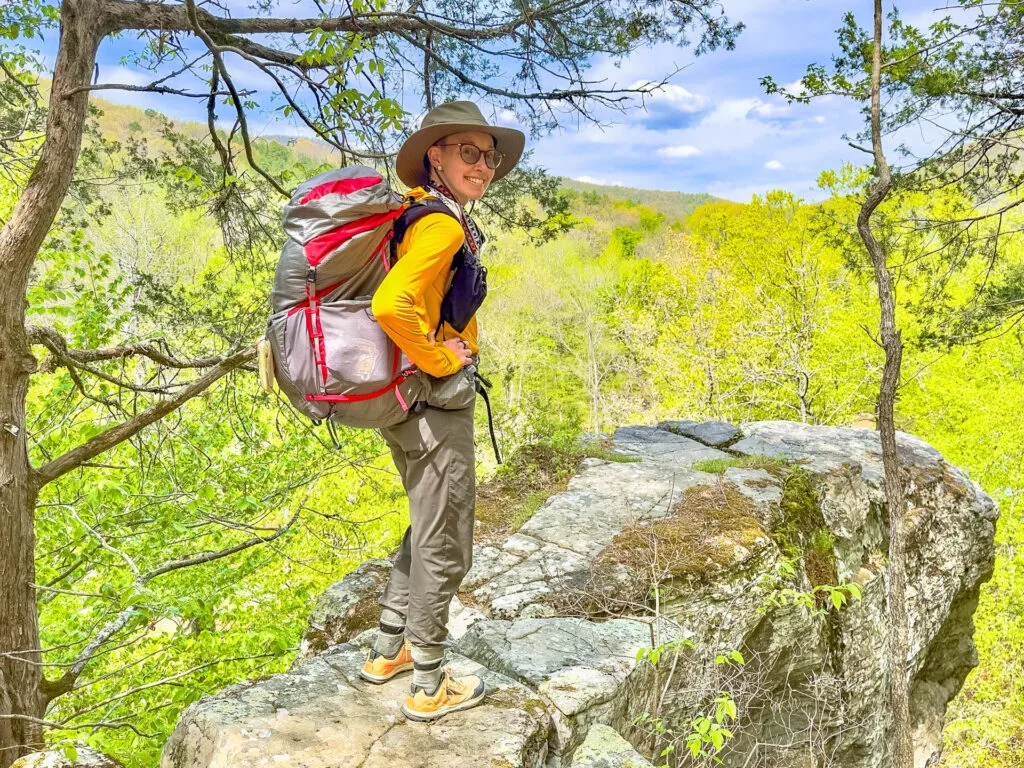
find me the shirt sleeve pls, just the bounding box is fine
[372,212,465,377]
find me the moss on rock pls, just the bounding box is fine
[772,467,839,589]
[693,453,789,477]
[598,482,767,585]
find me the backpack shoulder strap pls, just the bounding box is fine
[393,198,457,245]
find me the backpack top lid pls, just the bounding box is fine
[283,165,402,244]
[272,166,405,313]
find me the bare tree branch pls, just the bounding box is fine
[31,345,256,489]
[0,713,159,739]
[184,0,290,197]
[103,0,538,39]
[27,325,227,370]
[60,651,285,723]
[66,82,249,99]
[143,505,300,582]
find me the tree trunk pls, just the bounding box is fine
[0,385,42,766]
[856,1,912,765]
[0,1,104,764]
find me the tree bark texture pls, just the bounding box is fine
[0,1,104,764]
[856,1,912,765]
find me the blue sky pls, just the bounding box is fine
[530,0,951,201]
[29,0,952,202]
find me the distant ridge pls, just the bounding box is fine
[561,177,718,222]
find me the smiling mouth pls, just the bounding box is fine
[466,177,486,186]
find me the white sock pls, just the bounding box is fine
[371,609,406,658]
[410,645,444,692]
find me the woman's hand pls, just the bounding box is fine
[443,337,473,367]
[428,330,473,367]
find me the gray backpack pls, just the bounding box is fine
[264,165,434,429]
[262,165,500,458]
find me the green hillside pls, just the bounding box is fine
[84,92,343,168]
[560,177,717,223]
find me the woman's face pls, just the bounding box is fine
[427,130,497,204]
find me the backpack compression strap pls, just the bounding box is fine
[391,198,465,268]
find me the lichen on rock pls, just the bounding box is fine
[569,725,655,767]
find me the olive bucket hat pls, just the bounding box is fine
[396,100,526,189]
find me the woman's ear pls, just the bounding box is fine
[426,144,442,170]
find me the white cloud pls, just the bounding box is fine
[764,160,784,170]
[573,175,625,186]
[782,79,809,96]
[748,100,792,120]
[631,81,710,113]
[701,97,763,126]
[657,145,702,159]
[95,65,151,87]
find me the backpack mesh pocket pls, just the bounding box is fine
[267,298,415,426]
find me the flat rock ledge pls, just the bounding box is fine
[163,421,998,768]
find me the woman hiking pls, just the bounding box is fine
[357,101,524,722]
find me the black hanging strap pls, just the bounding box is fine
[474,371,502,464]
[325,419,344,450]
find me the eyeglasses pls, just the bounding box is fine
[436,143,504,170]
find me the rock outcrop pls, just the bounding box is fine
[162,421,997,768]
[12,747,125,768]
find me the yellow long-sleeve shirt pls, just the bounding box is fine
[372,188,480,378]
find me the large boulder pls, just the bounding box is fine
[163,420,997,768]
[162,644,549,768]
[299,559,391,657]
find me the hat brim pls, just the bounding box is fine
[396,122,525,189]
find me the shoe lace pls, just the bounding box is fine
[441,667,466,694]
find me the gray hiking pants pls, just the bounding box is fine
[378,397,476,651]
